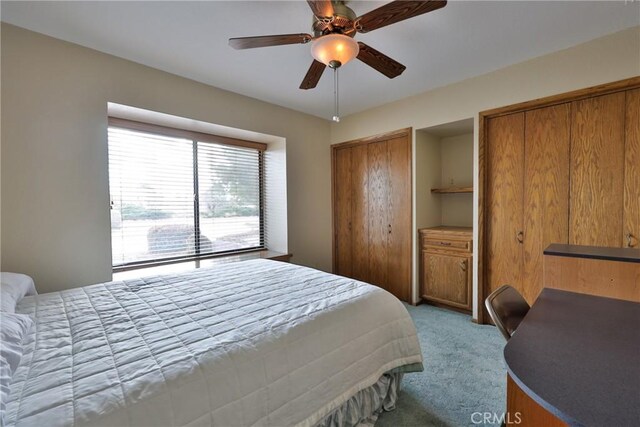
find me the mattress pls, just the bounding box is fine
[5,259,422,427]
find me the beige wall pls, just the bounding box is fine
[3,23,639,306]
[330,26,640,317]
[1,24,332,293]
[440,133,473,227]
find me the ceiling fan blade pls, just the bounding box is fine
[300,60,326,90]
[355,0,447,33]
[229,33,312,49]
[307,0,334,18]
[356,42,406,79]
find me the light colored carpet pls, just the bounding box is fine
[376,304,506,427]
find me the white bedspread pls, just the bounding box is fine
[5,259,422,427]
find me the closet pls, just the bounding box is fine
[332,129,412,302]
[481,77,640,318]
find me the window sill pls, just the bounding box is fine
[112,250,292,281]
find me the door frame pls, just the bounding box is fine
[330,128,413,300]
[477,76,640,324]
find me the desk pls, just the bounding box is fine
[504,288,640,426]
[543,244,640,302]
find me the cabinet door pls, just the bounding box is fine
[522,104,571,303]
[334,147,352,277]
[422,251,471,310]
[351,144,370,282]
[570,92,626,247]
[624,89,640,248]
[387,136,412,302]
[367,140,389,288]
[486,113,525,302]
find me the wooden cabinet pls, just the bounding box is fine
[420,227,472,312]
[332,129,412,302]
[569,92,626,247]
[480,77,640,321]
[486,113,525,303]
[334,147,353,277]
[624,88,640,249]
[522,104,571,304]
[485,105,571,304]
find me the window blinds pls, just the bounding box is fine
[108,124,264,269]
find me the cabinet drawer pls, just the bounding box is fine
[423,238,471,252]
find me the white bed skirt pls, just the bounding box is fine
[316,371,403,427]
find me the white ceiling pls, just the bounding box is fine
[2,1,639,120]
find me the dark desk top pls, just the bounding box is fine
[544,243,640,263]
[504,288,640,427]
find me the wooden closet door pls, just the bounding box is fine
[486,113,525,300]
[522,104,571,303]
[351,144,370,282]
[367,140,389,288]
[624,89,640,248]
[387,136,411,302]
[570,92,626,247]
[334,147,352,277]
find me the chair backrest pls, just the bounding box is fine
[485,285,530,341]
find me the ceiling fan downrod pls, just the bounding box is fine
[332,62,340,122]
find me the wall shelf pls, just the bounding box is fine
[431,186,473,194]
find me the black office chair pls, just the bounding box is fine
[485,285,530,341]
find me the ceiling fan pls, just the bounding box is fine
[229,0,447,90]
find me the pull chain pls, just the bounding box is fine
[332,67,340,123]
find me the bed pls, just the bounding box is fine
[2,259,423,427]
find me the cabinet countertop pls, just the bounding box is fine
[544,243,640,263]
[419,226,473,235]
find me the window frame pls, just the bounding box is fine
[108,118,267,272]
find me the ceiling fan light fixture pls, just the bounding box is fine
[310,34,359,67]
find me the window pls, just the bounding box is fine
[108,118,265,270]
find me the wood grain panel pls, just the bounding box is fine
[367,140,389,288]
[228,33,312,50]
[356,42,406,79]
[356,0,447,33]
[300,60,326,90]
[307,0,334,18]
[569,92,626,247]
[423,252,472,310]
[477,115,486,323]
[507,374,567,427]
[351,144,369,282]
[486,113,525,298]
[624,89,640,248]
[386,136,411,301]
[522,104,571,304]
[334,147,352,277]
[544,255,640,302]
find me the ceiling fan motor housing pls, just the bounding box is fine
[312,1,357,37]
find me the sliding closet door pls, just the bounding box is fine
[351,144,370,281]
[570,92,626,247]
[387,136,412,302]
[334,147,353,277]
[624,89,640,248]
[486,113,525,300]
[522,104,571,303]
[367,140,389,288]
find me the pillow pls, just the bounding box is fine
[0,313,34,423]
[0,273,37,313]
